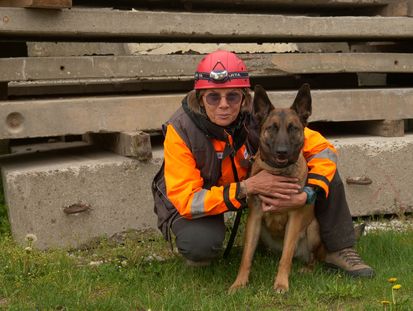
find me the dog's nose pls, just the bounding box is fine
[275,146,288,158]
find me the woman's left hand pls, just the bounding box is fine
[259,192,307,213]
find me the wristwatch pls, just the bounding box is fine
[303,186,317,205]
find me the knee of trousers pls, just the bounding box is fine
[175,230,225,262]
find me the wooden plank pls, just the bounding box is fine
[87,131,152,160]
[2,53,413,82]
[1,8,413,41]
[0,88,412,139]
[0,0,72,9]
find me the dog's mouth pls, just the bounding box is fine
[263,154,291,168]
[274,158,289,166]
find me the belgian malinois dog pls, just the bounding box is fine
[229,84,325,294]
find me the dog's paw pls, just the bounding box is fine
[274,283,289,294]
[298,266,314,274]
[228,281,248,294]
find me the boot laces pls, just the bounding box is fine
[338,248,364,267]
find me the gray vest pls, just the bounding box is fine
[152,107,222,241]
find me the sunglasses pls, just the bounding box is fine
[204,91,243,106]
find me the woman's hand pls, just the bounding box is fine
[259,192,307,213]
[244,170,301,199]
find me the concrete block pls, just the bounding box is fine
[0,146,161,249]
[1,135,412,250]
[332,134,413,217]
[2,88,413,140]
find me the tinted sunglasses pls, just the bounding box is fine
[204,91,243,106]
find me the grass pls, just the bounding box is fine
[0,197,412,310]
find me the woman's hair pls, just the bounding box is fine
[187,88,252,116]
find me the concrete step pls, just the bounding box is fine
[333,134,413,217]
[0,145,160,249]
[1,135,412,249]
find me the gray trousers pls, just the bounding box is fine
[171,171,355,262]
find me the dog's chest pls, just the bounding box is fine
[262,213,289,237]
[260,223,311,262]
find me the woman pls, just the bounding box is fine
[152,50,374,277]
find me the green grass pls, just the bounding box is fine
[0,198,412,310]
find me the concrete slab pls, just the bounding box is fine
[333,134,413,216]
[1,135,412,249]
[1,88,413,139]
[4,53,412,82]
[26,42,350,57]
[1,8,413,41]
[0,146,160,249]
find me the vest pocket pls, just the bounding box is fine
[152,162,179,241]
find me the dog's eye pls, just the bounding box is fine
[267,124,278,132]
[288,124,299,132]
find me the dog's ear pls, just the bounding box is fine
[291,83,312,127]
[253,85,274,125]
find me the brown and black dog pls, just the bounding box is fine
[229,84,325,294]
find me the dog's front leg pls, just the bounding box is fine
[228,196,263,293]
[274,209,307,293]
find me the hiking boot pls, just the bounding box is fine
[325,248,375,278]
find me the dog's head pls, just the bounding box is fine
[252,84,312,168]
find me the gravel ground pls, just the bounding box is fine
[362,215,413,233]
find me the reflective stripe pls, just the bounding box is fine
[307,147,337,163]
[191,189,207,218]
[307,173,330,187]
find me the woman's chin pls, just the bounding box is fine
[214,116,236,127]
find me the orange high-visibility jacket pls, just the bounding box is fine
[164,116,337,220]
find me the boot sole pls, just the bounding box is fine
[325,262,375,278]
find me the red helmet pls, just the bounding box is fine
[194,50,250,90]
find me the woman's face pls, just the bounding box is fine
[201,88,244,127]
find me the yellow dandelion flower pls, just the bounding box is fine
[387,277,397,283]
[392,284,402,290]
[380,300,391,305]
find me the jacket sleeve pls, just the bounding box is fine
[163,124,244,219]
[303,127,337,197]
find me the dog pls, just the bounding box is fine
[229,84,325,294]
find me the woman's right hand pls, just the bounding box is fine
[243,170,301,200]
